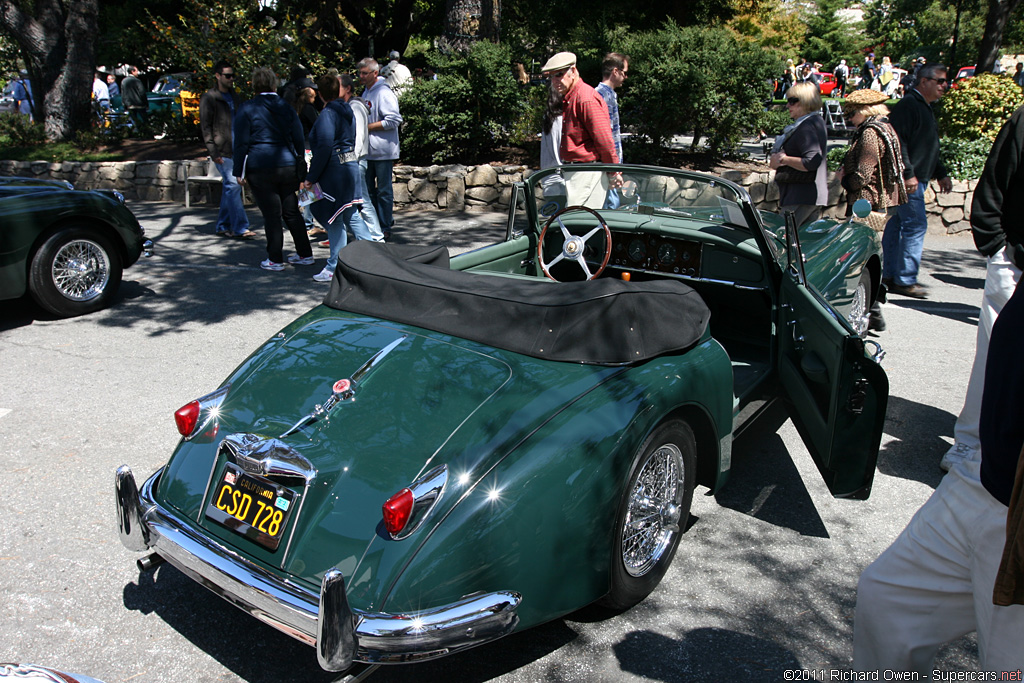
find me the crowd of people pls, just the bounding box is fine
[197,55,407,279]
[770,55,1024,674]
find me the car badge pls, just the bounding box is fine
[279,335,408,438]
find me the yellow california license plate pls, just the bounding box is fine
[205,463,295,551]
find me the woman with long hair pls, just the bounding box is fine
[302,73,370,283]
[538,84,567,214]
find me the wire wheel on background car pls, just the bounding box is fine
[29,226,123,317]
[602,419,696,610]
[847,271,871,336]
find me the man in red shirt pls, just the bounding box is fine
[541,51,622,207]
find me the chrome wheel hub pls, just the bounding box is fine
[849,282,869,336]
[52,239,111,302]
[622,443,683,577]
[562,236,585,260]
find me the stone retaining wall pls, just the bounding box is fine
[0,158,974,235]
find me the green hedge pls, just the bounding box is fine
[400,42,528,165]
[618,21,781,156]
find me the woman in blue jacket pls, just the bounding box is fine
[302,73,372,283]
[233,66,314,271]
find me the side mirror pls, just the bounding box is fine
[852,198,873,219]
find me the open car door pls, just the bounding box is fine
[775,212,888,499]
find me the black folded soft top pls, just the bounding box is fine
[324,242,710,365]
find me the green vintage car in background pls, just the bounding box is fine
[116,165,888,675]
[0,177,152,317]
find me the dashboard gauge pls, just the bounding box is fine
[657,243,677,265]
[628,239,647,262]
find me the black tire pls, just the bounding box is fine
[601,419,696,610]
[29,227,123,317]
[848,271,871,336]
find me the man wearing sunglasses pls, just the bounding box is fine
[199,60,253,238]
[882,63,953,300]
[541,51,621,209]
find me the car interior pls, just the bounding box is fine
[451,167,780,411]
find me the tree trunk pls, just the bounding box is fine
[444,0,501,50]
[0,0,98,140]
[977,0,1024,73]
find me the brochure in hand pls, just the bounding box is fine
[298,183,324,207]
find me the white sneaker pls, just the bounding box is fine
[287,254,315,265]
[940,442,978,472]
[260,259,285,271]
[313,268,334,283]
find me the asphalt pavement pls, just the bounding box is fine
[0,199,986,682]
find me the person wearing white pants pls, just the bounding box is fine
[942,104,1024,472]
[943,249,1021,470]
[854,278,1024,674]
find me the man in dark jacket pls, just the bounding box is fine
[941,105,1024,472]
[199,60,252,238]
[121,66,148,130]
[882,63,953,299]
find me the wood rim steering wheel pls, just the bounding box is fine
[537,205,613,281]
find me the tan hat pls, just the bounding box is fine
[845,89,889,106]
[541,52,577,73]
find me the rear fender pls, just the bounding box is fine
[376,340,732,628]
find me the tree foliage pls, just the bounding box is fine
[618,22,780,155]
[862,0,1024,71]
[802,0,865,69]
[140,0,332,95]
[400,41,528,164]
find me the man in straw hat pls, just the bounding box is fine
[540,51,621,208]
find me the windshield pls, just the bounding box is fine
[529,165,753,230]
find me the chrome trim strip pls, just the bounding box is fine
[116,467,522,670]
[390,464,447,541]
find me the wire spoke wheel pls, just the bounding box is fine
[51,239,111,302]
[603,419,696,610]
[30,227,123,317]
[622,444,683,577]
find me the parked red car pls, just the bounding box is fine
[818,72,838,96]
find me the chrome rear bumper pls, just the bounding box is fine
[115,465,521,671]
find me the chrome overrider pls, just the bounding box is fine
[115,465,522,672]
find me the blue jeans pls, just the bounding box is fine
[357,159,385,241]
[214,157,250,235]
[365,159,395,232]
[882,182,927,286]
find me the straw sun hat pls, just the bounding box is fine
[844,89,889,106]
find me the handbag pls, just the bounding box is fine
[855,210,890,232]
[774,164,816,184]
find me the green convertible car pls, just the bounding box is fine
[0,177,152,317]
[116,165,888,675]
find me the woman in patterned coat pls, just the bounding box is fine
[840,88,909,332]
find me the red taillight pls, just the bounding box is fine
[382,488,414,536]
[174,400,201,436]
